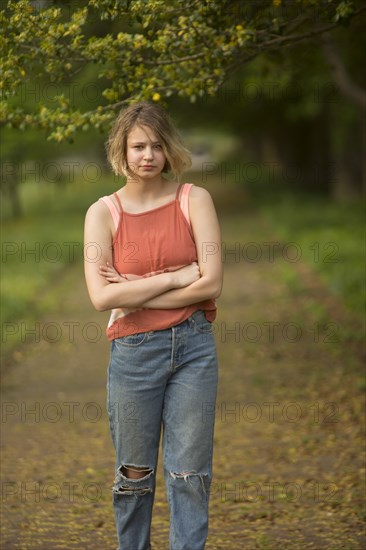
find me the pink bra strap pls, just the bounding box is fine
[99,196,120,231]
[179,183,193,228]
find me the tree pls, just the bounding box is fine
[1,0,365,142]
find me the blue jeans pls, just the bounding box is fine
[106,309,218,550]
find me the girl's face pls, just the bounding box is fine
[126,124,166,179]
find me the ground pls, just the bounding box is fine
[1,211,365,549]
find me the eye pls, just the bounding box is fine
[153,144,162,149]
[133,145,143,149]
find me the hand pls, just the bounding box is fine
[173,261,201,288]
[99,261,126,283]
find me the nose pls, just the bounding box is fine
[143,146,153,160]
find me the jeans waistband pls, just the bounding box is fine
[182,309,206,328]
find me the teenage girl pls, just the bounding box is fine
[83,101,223,550]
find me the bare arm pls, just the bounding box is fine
[140,186,223,309]
[83,200,199,311]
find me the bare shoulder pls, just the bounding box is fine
[85,197,110,221]
[188,184,220,232]
[189,184,214,203]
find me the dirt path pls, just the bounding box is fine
[1,211,365,549]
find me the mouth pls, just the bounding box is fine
[141,165,155,168]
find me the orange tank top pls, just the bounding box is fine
[98,183,217,340]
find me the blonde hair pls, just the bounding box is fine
[105,101,192,181]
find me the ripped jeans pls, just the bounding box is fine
[106,309,218,550]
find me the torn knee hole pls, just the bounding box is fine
[113,485,152,496]
[170,471,209,494]
[118,464,154,480]
[113,465,154,496]
[170,471,195,481]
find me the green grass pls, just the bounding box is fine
[1,177,118,355]
[258,194,365,315]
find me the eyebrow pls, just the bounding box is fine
[130,141,161,145]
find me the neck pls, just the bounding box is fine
[124,175,169,201]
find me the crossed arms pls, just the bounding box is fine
[83,186,223,312]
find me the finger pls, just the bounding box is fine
[105,268,117,276]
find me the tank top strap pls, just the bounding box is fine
[113,191,123,213]
[175,183,184,201]
[99,195,120,231]
[177,183,194,228]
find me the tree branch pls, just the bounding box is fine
[321,31,366,108]
[143,52,206,66]
[224,5,366,82]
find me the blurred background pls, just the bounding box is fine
[1,1,365,548]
